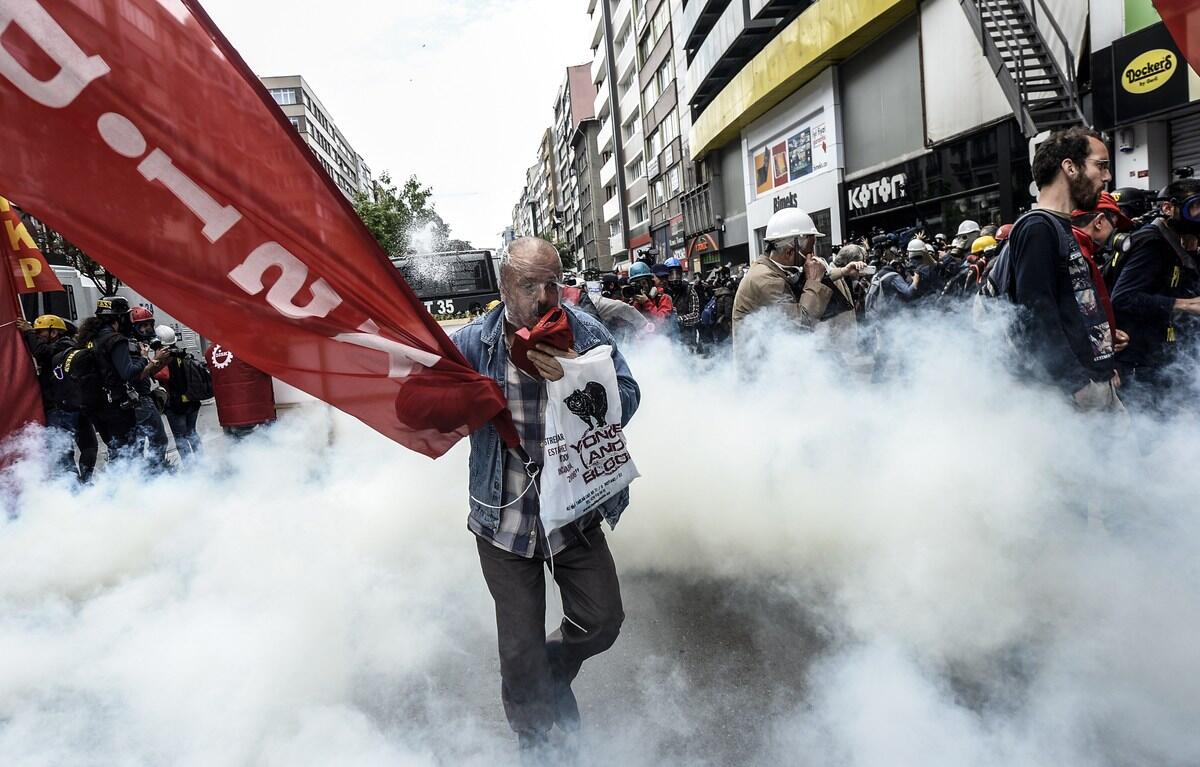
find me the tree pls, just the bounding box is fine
[353,172,435,258]
[551,240,577,271]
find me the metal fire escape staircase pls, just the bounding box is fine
[960,0,1085,137]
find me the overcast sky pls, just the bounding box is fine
[199,0,594,249]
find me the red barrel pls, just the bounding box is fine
[205,343,276,428]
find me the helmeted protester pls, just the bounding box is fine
[629,261,674,327]
[451,237,639,757]
[1069,191,1135,345]
[1004,127,1126,410]
[72,296,171,462]
[1110,178,1200,404]
[732,207,836,345]
[954,219,981,252]
[17,314,84,477]
[126,304,171,469]
[157,325,210,460]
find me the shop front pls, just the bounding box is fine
[839,120,1031,241]
[1093,20,1200,192]
[687,231,721,275]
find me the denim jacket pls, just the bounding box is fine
[451,305,641,533]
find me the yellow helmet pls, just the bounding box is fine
[970,235,998,255]
[32,315,67,332]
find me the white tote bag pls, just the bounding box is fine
[539,345,639,533]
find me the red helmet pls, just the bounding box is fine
[130,306,155,323]
[995,223,1013,242]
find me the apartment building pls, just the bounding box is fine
[261,75,371,200]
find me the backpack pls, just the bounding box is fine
[699,296,718,327]
[46,345,83,411]
[178,355,214,403]
[983,209,1074,300]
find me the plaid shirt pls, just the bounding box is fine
[468,342,587,559]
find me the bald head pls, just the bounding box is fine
[499,237,564,329]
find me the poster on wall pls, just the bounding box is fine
[788,129,813,181]
[755,148,773,194]
[811,123,829,173]
[772,142,789,187]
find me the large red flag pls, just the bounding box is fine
[0,0,515,458]
[1154,0,1200,79]
[0,239,44,445]
[1,195,63,294]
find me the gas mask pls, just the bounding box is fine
[649,286,658,299]
[1167,194,1200,236]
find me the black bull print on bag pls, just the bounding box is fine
[564,381,608,430]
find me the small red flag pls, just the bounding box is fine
[1,196,62,295]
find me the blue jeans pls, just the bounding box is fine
[166,406,202,460]
[133,397,170,469]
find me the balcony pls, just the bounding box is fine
[598,116,615,153]
[600,153,617,187]
[618,81,641,125]
[590,4,603,49]
[623,126,643,163]
[603,194,622,225]
[594,83,611,122]
[616,34,637,82]
[681,0,730,58]
[612,0,633,38]
[591,44,607,86]
[610,232,626,256]
[684,0,784,113]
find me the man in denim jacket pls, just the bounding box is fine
[452,238,640,755]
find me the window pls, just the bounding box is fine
[650,6,668,45]
[639,33,653,68]
[648,127,663,158]
[655,57,673,95]
[661,111,678,144]
[668,166,681,196]
[628,157,644,178]
[632,201,648,224]
[653,178,666,207]
[269,88,297,106]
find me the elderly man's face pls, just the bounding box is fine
[499,242,564,330]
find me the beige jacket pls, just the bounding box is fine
[731,256,833,344]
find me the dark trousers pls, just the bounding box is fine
[44,408,79,478]
[166,405,202,460]
[475,523,624,737]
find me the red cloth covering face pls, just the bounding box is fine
[510,307,574,379]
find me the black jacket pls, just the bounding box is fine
[23,332,74,407]
[1010,209,1116,392]
[1110,219,1200,370]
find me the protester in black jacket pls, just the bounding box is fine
[1110,179,1200,404]
[17,314,81,476]
[1009,127,1127,409]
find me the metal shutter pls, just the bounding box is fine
[1170,112,1200,175]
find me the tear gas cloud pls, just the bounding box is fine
[2,305,1199,766]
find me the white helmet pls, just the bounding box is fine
[906,238,928,255]
[155,325,177,346]
[955,219,981,237]
[764,207,824,242]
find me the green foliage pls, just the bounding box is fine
[353,172,435,257]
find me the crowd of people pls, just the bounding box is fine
[16,296,212,479]
[553,126,1198,415]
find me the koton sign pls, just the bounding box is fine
[846,173,907,213]
[0,0,515,457]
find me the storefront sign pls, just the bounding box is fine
[1113,23,1191,123]
[687,232,720,260]
[773,192,798,212]
[846,172,908,214]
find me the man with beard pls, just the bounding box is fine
[451,237,639,759]
[1008,127,1122,409]
[1110,178,1200,406]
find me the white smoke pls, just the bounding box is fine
[1,305,1198,765]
